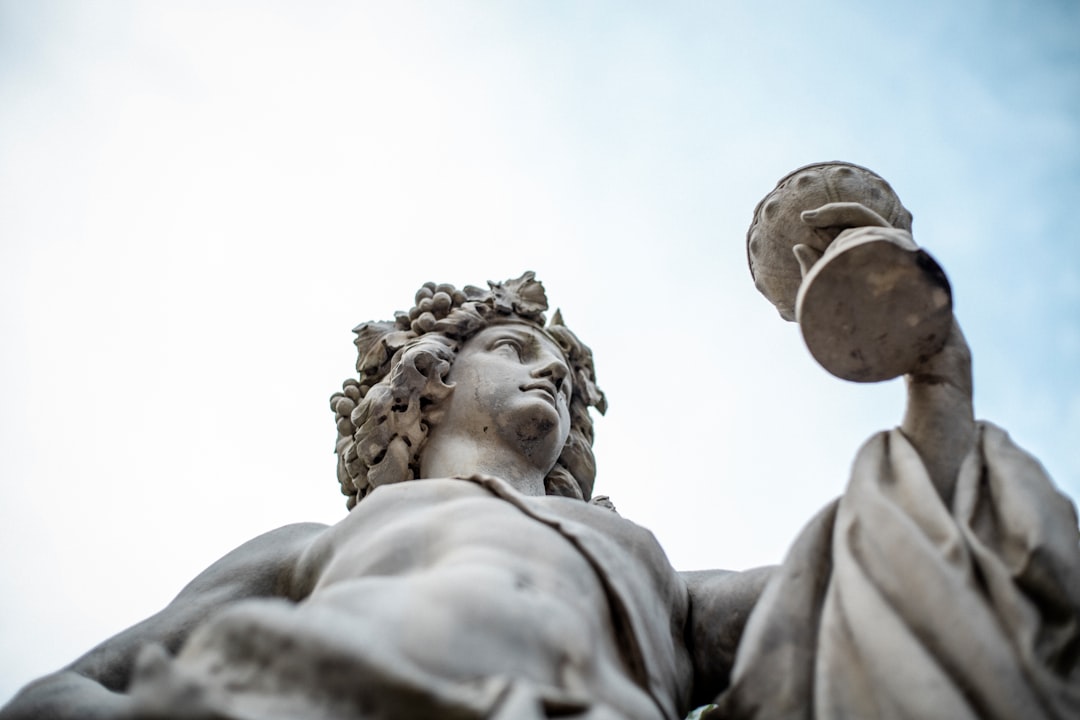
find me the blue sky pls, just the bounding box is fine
[1,0,1077,703]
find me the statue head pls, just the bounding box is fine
[330,272,607,509]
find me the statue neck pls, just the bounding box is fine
[419,430,548,496]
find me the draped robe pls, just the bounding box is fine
[712,422,1080,720]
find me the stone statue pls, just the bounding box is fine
[3,164,1078,720]
[711,162,1080,719]
[0,271,771,719]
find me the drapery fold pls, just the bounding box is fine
[712,422,1080,720]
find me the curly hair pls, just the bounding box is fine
[330,272,607,510]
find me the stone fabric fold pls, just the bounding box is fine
[711,422,1080,720]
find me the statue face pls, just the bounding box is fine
[439,323,573,474]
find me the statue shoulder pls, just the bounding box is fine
[179,522,330,602]
[0,522,330,720]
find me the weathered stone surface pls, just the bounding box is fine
[748,165,952,383]
[711,423,1080,720]
[746,161,913,322]
[0,273,767,720]
[798,227,952,382]
[4,166,1078,719]
[715,164,1080,720]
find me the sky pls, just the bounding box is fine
[1,0,1078,705]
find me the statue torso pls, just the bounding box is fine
[282,476,690,718]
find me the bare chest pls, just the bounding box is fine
[307,479,608,603]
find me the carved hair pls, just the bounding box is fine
[330,272,607,510]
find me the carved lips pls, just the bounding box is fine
[520,381,559,407]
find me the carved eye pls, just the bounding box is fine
[492,338,524,359]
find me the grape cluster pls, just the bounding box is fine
[396,282,470,335]
[330,379,361,445]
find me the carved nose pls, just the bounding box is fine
[535,359,568,392]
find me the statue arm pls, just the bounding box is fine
[681,566,774,707]
[900,317,975,504]
[0,521,327,720]
[800,203,976,504]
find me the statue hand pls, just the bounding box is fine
[800,201,893,230]
[792,201,952,385]
[801,204,975,499]
[909,316,973,398]
[792,202,918,279]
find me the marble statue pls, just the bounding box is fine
[713,162,1080,719]
[0,271,771,719]
[3,163,1078,720]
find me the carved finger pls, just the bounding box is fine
[792,243,824,278]
[801,201,892,229]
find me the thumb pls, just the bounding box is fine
[792,243,824,278]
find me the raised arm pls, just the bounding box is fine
[0,522,326,720]
[800,203,976,504]
[899,317,975,504]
